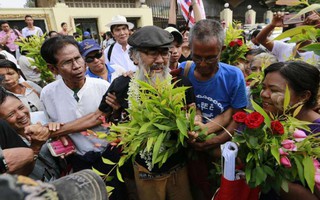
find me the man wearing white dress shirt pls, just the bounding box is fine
[40,35,110,171]
[104,15,137,72]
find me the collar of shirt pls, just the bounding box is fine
[85,64,115,83]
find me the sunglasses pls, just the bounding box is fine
[85,52,103,63]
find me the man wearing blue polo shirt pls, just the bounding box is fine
[79,39,125,83]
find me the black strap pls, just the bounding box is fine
[107,43,115,62]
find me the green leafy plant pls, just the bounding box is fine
[105,77,197,170]
[232,87,320,194]
[16,35,55,83]
[220,22,248,65]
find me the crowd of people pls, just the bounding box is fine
[0,0,320,199]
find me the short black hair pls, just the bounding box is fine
[251,30,261,39]
[40,35,79,65]
[0,21,8,26]
[0,59,19,73]
[110,24,129,33]
[245,48,265,57]
[48,31,58,37]
[264,61,320,108]
[61,22,67,27]
[25,15,32,20]
[0,86,19,106]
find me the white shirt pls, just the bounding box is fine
[18,55,41,82]
[40,77,110,155]
[21,26,43,38]
[10,81,43,112]
[272,41,320,65]
[104,42,137,72]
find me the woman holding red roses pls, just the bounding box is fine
[259,61,320,200]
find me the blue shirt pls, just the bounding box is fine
[179,62,247,121]
[86,64,115,83]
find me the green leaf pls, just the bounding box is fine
[246,152,253,162]
[116,166,124,182]
[263,165,275,177]
[146,137,154,152]
[92,167,106,176]
[293,156,306,186]
[152,133,166,166]
[251,100,271,127]
[281,179,289,193]
[283,85,290,112]
[176,117,188,137]
[255,166,267,186]
[106,186,114,193]
[102,157,116,165]
[290,4,320,21]
[300,43,320,56]
[153,123,173,131]
[303,156,315,192]
[271,142,280,164]
[293,104,303,118]
[273,26,314,41]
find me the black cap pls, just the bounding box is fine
[128,26,174,48]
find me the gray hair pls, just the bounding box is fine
[251,52,278,68]
[189,19,225,49]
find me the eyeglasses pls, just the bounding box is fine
[138,48,169,59]
[57,56,84,68]
[192,53,220,65]
[85,52,103,63]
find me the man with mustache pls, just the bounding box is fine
[50,26,194,200]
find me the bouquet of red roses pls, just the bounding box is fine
[232,100,320,194]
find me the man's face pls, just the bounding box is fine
[54,44,86,87]
[62,24,68,31]
[112,25,130,46]
[169,41,182,63]
[1,23,10,32]
[191,37,221,78]
[85,50,105,74]
[137,47,170,83]
[25,17,34,26]
[0,96,31,132]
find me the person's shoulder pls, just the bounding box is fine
[86,77,110,86]
[219,62,245,79]
[41,79,61,93]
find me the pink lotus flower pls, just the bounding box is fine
[315,172,320,190]
[293,129,307,142]
[280,156,292,168]
[314,159,320,170]
[279,148,289,156]
[281,139,297,151]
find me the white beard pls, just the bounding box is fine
[136,57,171,85]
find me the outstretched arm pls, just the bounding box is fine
[256,12,285,51]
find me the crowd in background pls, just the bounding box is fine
[0,0,320,199]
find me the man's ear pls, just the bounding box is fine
[47,64,59,75]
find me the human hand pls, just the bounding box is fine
[105,92,121,111]
[24,122,50,143]
[272,11,285,27]
[3,147,34,175]
[122,70,134,78]
[304,12,320,28]
[188,135,219,151]
[46,122,64,132]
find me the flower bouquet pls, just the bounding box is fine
[232,88,320,194]
[220,22,248,65]
[101,76,207,172]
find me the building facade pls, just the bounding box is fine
[0,0,153,42]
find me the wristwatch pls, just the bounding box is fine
[0,147,9,173]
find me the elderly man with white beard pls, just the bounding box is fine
[50,26,195,200]
[98,25,195,200]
